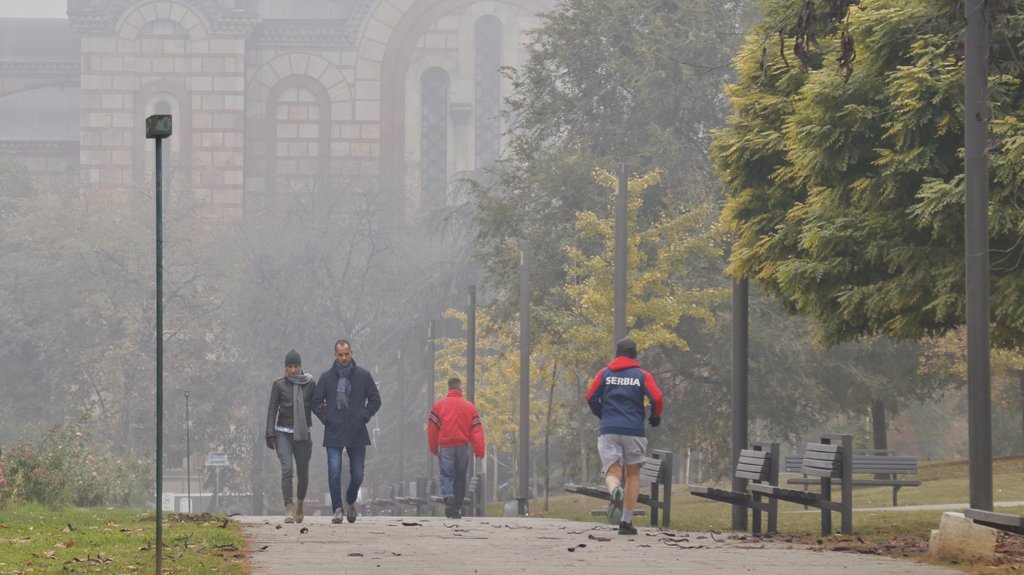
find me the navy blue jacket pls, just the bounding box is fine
[312,359,382,448]
[586,356,663,437]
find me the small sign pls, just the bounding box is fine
[205,453,229,467]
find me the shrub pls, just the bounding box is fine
[0,413,153,509]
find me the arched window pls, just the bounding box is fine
[420,68,449,206]
[268,79,330,193]
[474,16,502,171]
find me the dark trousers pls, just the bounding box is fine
[274,430,312,505]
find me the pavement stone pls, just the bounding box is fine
[235,515,967,574]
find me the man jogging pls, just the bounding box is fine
[585,337,663,535]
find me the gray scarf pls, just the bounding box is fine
[286,373,314,441]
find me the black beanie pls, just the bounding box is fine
[285,349,301,366]
[615,338,637,359]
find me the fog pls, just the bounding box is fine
[0,0,511,515]
[0,0,67,18]
[0,0,1020,517]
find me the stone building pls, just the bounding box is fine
[0,0,554,217]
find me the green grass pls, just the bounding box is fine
[528,456,1024,538]
[523,457,1024,574]
[0,505,247,574]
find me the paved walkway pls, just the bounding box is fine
[235,515,966,574]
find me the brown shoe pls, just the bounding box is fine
[284,503,295,524]
[294,500,304,523]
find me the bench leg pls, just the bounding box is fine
[650,483,660,527]
[893,485,900,507]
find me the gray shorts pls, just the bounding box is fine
[597,434,648,475]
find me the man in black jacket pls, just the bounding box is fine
[312,339,382,524]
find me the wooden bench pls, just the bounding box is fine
[430,473,485,517]
[394,477,436,515]
[688,441,779,534]
[784,449,920,506]
[564,449,672,528]
[965,509,1024,535]
[749,434,853,535]
[369,483,401,508]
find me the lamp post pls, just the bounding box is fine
[145,114,171,575]
[185,391,191,512]
[518,239,530,516]
[613,163,627,347]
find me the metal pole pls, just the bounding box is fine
[613,163,628,347]
[467,286,476,404]
[155,136,164,574]
[518,240,530,515]
[397,348,405,485]
[964,0,993,511]
[185,391,191,512]
[467,286,478,477]
[731,278,749,530]
[427,321,436,481]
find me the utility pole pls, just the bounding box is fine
[518,240,531,515]
[964,0,992,511]
[613,163,628,346]
[731,278,749,530]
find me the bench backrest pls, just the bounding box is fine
[735,448,773,482]
[467,474,482,495]
[784,454,916,474]
[799,442,844,478]
[640,456,665,485]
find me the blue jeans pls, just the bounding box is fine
[326,445,366,511]
[275,430,312,505]
[438,444,470,511]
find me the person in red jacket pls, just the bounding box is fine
[428,377,486,519]
[586,337,663,535]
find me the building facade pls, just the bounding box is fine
[0,0,553,217]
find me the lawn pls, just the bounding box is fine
[520,456,1024,574]
[0,505,247,574]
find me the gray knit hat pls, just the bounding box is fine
[284,349,301,366]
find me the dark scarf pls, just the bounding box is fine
[333,360,355,410]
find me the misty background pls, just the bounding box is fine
[0,0,1021,516]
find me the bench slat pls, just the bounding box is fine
[735,469,770,481]
[965,509,1024,535]
[788,478,922,487]
[749,483,821,506]
[689,486,749,505]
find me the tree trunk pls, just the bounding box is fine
[871,399,889,452]
[1019,371,1024,456]
[871,399,890,480]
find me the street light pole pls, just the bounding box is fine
[185,391,191,512]
[145,114,172,575]
[613,164,628,347]
[518,240,530,516]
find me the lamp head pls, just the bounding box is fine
[146,115,172,139]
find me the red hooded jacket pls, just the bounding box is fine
[428,389,486,458]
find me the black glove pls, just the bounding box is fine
[648,415,661,427]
